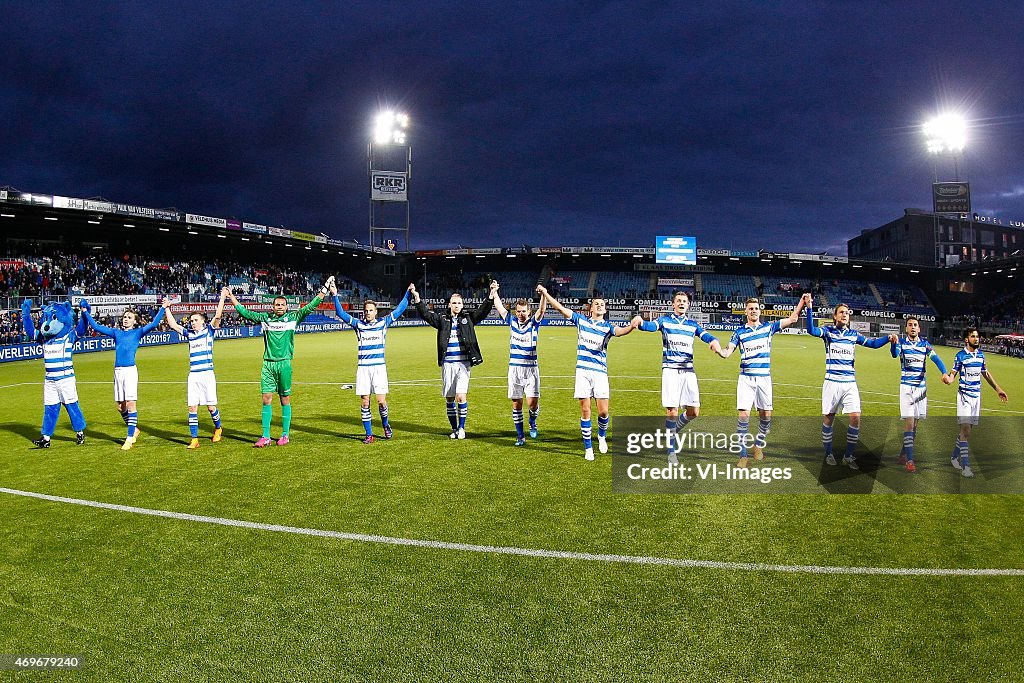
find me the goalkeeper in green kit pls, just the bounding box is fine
[222,277,333,447]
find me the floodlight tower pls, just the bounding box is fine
[924,113,967,181]
[924,113,969,266]
[369,111,411,251]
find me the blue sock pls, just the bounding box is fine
[959,440,969,467]
[127,411,138,438]
[822,423,834,456]
[188,411,199,438]
[458,401,468,430]
[42,404,60,436]
[903,430,915,461]
[597,415,609,438]
[677,413,693,430]
[513,408,525,439]
[210,408,222,428]
[446,401,457,430]
[737,418,750,456]
[361,406,372,436]
[581,419,592,450]
[844,426,860,459]
[120,409,130,426]
[65,402,86,432]
[528,407,538,428]
[378,404,390,428]
[665,418,678,456]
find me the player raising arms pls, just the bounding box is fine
[631,291,721,464]
[942,326,1008,478]
[716,296,805,467]
[805,294,896,469]
[81,300,167,450]
[889,316,947,473]
[331,281,415,443]
[223,278,332,447]
[492,283,547,446]
[540,286,638,461]
[413,284,494,439]
[162,293,227,449]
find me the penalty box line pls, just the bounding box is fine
[1,487,1022,577]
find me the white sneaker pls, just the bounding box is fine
[951,455,962,471]
[961,465,975,478]
[825,454,837,466]
[598,435,608,454]
[449,431,457,439]
[843,456,859,470]
[457,428,466,440]
[668,451,678,465]
[584,448,595,461]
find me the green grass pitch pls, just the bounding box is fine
[1,325,1023,681]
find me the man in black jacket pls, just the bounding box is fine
[414,281,496,439]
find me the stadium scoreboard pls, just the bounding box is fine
[655,236,697,265]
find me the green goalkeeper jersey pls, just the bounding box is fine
[235,295,324,361]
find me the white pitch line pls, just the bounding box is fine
[1,487,1021,577]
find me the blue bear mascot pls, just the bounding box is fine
[22,298,88,448]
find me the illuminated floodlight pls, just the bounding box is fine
[374,110,409,145]
[924,113,967,154]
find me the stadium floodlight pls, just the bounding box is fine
[923,113,967,154]
[374,110,409,145]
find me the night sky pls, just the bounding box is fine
[4,2,1024,254]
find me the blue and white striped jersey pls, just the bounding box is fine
[806,305,889,383]
[953,348,986,398]
[571,312,615,374]
[892,336,944,388]
[333,295,410,367]
[182,326,215,373]
[444,323,469,364]
[42,335,77,381]
[639,314,715,371]
[504,313,540,368]
[730,320,782,377]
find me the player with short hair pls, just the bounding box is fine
[541,286,638,461]
[413,284,495,439]
[631,291,721,464]
[162,293,227,449]
[223,279,331,447]
[81,300,167,450]
[805,294,896,469]
[716,296,805,467]
[942,326,1008,478]
[889,316,947,473]
[331,281,415,444]
[492,285,548,446]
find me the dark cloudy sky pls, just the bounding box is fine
[3,1,1024,253]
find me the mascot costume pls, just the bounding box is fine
[22,298,88,448]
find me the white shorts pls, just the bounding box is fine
[575,369,610,400]
[899,385,928,419]
[508,365,540,399]
[114,366,139,402]
[737,374,773,411]
[821,380,860,415]
[43,377,79,406]
[187,371,219,406]
[356,365,389,396]
[662,368,699,408]
[441,361,471,397]
[957,392,980,426]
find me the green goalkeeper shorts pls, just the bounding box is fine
[261,360,293,396]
